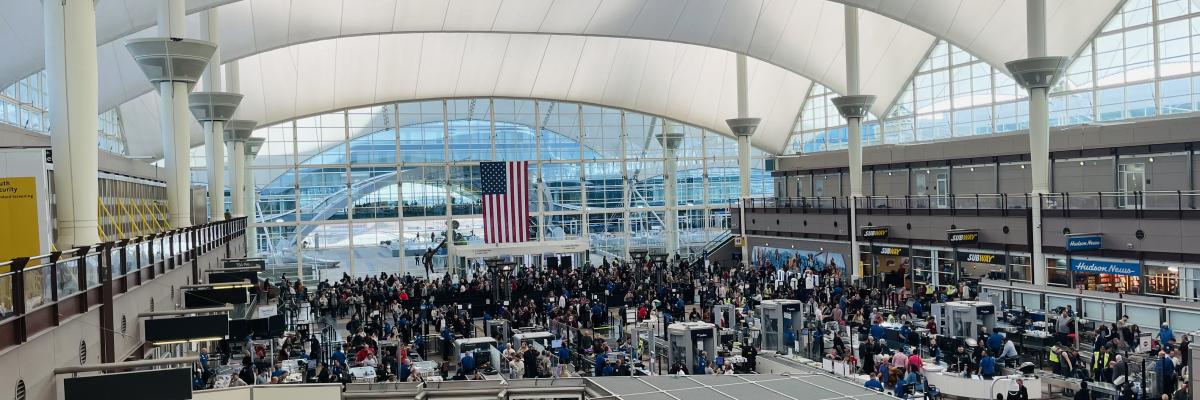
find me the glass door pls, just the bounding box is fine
[1118,163,1145,209]
[935,173,949,208]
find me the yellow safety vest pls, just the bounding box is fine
[1092,351,1110,369]
[1048,351,1059,363]
[945,286,957,296]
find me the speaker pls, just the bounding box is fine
[547,256,559,270]
[562,256,572,270]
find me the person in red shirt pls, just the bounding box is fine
[908,351,923,371]
[355,345,373,365]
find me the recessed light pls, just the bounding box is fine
[969,167,975,172]
[1079,161,1085,166]
[1149,157,1155,162]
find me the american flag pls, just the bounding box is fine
[481,161,529,243]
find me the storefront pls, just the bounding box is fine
[956,250,1008,282]
[1070,257,1142,294]
[868,244,909,288]
[910,247,955,290]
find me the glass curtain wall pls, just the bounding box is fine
[0,71,130,155]
[241,98,769,276]
[789,0,1200,155]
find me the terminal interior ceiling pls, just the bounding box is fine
[8,1,1200,400]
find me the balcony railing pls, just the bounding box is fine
[0,217,247,354]
[735,191,1200,216]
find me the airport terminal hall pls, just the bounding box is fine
[10,0,1200,400]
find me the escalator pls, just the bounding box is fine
[688,231,737,270]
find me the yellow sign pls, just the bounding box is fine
[734,236,744,247]
[0,177,40,266]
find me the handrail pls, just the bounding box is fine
[737,190,1200,212]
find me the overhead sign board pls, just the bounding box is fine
[144,314,230,343]
[223,258,266,270]
[1070,258,1141,276]
[873,246,908,257]
[957,252,1007,265]
[860,226,889,240]
[64,368,192,400]
[1065,233,1103,252]
[947,229,980,245]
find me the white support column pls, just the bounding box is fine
[223,120,255,218]
[128,0,219,229]
[229,139,246,215]
[45,0,100,248]
[659,121,682,258]
[161,79,191,228]
[832,6,876,283]
[1006,0,1067,287]
[727,54,761,266]
[200,9,225,221]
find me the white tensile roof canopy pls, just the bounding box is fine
[0,0,1119,157]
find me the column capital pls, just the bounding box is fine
[655,131,685,150]
[1004,56,1069,90]
[245,137,265,157]
[189,92,242,122]
[222,119,257,142]
[725,117,761,138]
[831,95,876,119]
[125,38,216,91]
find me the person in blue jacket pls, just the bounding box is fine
[871,323,885,340]
[595,352,606,375]
[979,350,997,379]
[987,331,1005,354]
[695,350,709,375]
[399,359,411,382]
[864,372,885,392]
[1160,323,1176,347]
[460,352,476,375]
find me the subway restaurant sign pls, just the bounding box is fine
[860,226,889,239]
[0,177,40,264]
[957,252,1007,265]
[946,229,980,245]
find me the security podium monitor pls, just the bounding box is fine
[932,301,997,338]
[757,299,803,354]
[667,322,717,374]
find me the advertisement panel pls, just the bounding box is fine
[752,246,847,272]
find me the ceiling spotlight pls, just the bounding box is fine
[1149,157,1155,162]
[969,167,975,172]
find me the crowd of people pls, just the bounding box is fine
[188,249,1195,400]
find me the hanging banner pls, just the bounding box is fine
[947,229,980,245]
[1065,233,1103,252]
[0,176,40,263]
[752,246,847,272]
[1070,258,1141,276]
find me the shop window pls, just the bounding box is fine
[1145,264,1180,296]
[910,249,932,286]
[1008,255,1032,283]
[1047,257,1071,287]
